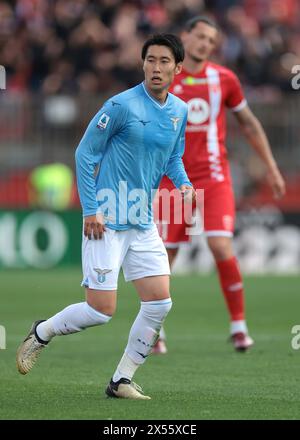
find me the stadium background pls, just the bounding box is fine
[1,0,300,421]
[0,0,299,272]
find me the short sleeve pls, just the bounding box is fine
[225,71,247,112]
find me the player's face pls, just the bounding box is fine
[143,45,182,94]
[182,22,218,63]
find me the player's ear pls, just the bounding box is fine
[175,63,182,75]
[214,32,221,50]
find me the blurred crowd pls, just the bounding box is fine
[0,0,299,97]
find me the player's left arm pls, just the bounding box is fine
[233,105,285,199]
[165,112,195,201]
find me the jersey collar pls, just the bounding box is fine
[181,61,208,77]
[142,82,169,109]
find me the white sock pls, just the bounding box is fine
[230,320,248,335]
[36,302,111,342]
[113,352,139,383]
[159,326,166,341]
[36,319,55,343]
[122,298,172,368]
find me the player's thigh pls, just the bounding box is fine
[122,226,171,300]
[204,182,235,234]
[85,288,117,316]
[133,275,170,301]
[82,228,128,296]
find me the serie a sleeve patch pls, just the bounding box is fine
[97,113,110,129]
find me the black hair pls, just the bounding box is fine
[141,33,185,64]
[184,15,219,32]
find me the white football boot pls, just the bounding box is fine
[16,320,48,375]
[106,378,151,400]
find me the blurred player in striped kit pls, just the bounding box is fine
[154,17,285,353]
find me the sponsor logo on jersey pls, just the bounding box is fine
[94,268,112,283]
[97,113,110,129]
[170,117,181,131]
[187,98,210,124]
[182,76,208,85]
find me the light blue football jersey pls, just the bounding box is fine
[75,82,191,230]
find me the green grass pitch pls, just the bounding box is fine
[1,268,300,420]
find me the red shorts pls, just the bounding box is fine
[155,178,235,246]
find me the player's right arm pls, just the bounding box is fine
[75,100,126,239]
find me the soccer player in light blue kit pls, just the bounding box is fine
[17,34,194,400]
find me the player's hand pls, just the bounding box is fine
[84,214,106,240]
[267,167,286,200]
[179,185,196,203]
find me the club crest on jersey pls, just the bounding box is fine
[173,84,183,94]
[97,113,110,130]
[170,117,181,131]
[94,268,112,283]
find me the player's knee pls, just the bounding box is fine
[208,240,232,261]
[141,298,172,322]
[86,300,116,317]
[84,302,113,325]
[86,288,117,317]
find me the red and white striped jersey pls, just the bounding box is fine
[169,62,246,183]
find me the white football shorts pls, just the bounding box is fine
[81,225,170,290]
